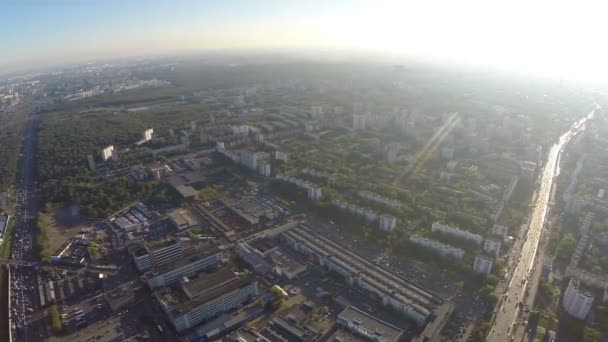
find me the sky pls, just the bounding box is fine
[2,0,608,82]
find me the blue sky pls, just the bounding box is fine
[1,0,357,71]
[2,0,608,82]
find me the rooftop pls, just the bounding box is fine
[327,329,364,342]
[156,266,255,314]
[284,225,442,319]
[339,306,403,342]
[147,246,221,276]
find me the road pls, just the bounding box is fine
[9,111,42,342]
[487,108,595,341]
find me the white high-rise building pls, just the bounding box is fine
[101,145,115,161]
[190,121,197,131]
[409,236,464,260]
[352,114,367,130]
[143,128,154,142]
[483,239,502,257]
[473,255,493,275]
[311,105,324,120]
[307,187,322,201]
[431,222,483,246]
[239,150,260,171]
[378,215,397,233]
[258,163,271,177]
[563,278,594,320]
[87,154,96,171]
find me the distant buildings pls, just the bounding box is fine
[307,187,323,201]
[101,145,116,161]
[143,128,154,142]
[384,142,401,163]
[409,236,465,260]
[473,255,493,275]
[563,278,594,320]
[358,191,401,210]
[378,214,397,233]
[154,266,258,332]
[276,174,323,201]
[492,224,509,239]
[353,114,367,130]
[431,222,483,246]
[239,150,263,171]
[87,154,96,171]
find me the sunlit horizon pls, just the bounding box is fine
[2,0,608,84]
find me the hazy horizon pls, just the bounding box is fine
[3,0,608,84]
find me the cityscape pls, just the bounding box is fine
[2,1,608,342]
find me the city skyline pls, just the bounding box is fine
[3,0,608,83]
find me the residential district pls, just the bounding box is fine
[0,59,607,342]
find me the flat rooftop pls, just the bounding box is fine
[147,246,221,276]
[249,237,278,254]
[339,306,403,342]
[156,266,254,314]
[327,329,364,342]
[283,225,442,318]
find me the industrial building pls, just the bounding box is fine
[282,225,446,326]
[155,266,258,332]
[145,247,223,290]
[337,306,403,342]
[168,208,201,231]
[563,278,594,320]
[220,196,278,225]
[132,239,208,273]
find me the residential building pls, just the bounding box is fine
[483,239,502,257]
[358,191,401,209]
[409,236,465,260]
[143,128,154,142]
[258,162,271,177]
[378,215,397,233]
[155,267,258,332]
[473,255,493,275]
[492,224,509,239]
[563,278,594,320]
[384,143,400,163]
[101,145,115,161]
[431,222,483,246]
[353,114,367,130]
[240,150,261,171]
[87,154,96,171]
[337,306,404,342]
[307,187,322,201]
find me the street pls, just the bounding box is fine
[9,112,43,342]
[487,108,595,341]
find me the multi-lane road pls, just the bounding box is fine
[9,111,41,342]
[487,108,596,341]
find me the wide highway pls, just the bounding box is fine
[487,107,596,341]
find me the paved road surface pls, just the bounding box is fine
[487,109,595,341]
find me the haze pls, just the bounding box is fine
[2,0,607,82]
